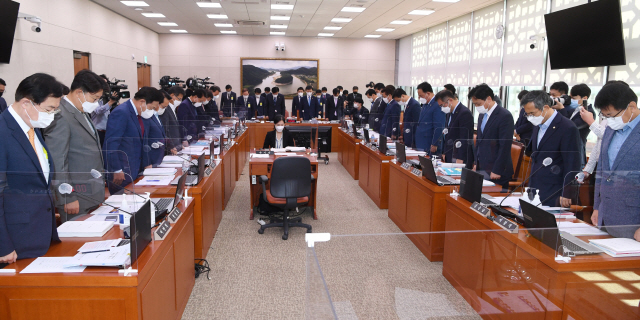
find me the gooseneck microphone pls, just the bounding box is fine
[91,169,148,201]
[58,183,133,215]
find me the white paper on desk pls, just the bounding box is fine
[158,163,182,168]
[482,180,496,187]
[77,239,122,253]
[213,147,220,155]
[65,246,130,267]
[440,163,465,168]
[57,221,114,238]
[271,148,287,152]
[274,153,298,156]
[558,221,608,236]
[135,176,173,186]
[488,196,519,208]
[285,146,306,152]
[405,150,427,156]
[91,204,138,215]
[143,168,177,176]
[105,194,147,205]
[20,257,86,273]
[250,153,270,158]
[162,155,185,163]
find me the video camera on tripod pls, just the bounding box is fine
[102,77,130,105]
[186,77,215,90]
[159,76,186,90]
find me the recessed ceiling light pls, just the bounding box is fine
[121,1,148,6]
[214,23,233,27]
[271,16,290,21]
[331,18,352,23]
[170,29,188,33]
[390,20,412,25]
[158,22,178,26]
[196,2,221,7]
[207,14,228,19]
[270,24,288,29]
[324,26,342,30]
[271,4,294,10]
[341,7,365,13]
[433,0,460,2]
[318,33,334,37]
[142,13,165,18]
[409,9,435,15]
[365,34,381,38]
[376,28,395,32]
[135,8,143,10]
[220,30,237,34]
[270,31,285,35]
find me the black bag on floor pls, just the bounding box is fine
[258,193,282,216]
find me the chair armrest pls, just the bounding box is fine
[259,175,269,183]
[311,174,315,181]
[260,175,269,202]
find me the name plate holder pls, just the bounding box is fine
[401,162,412,170]
[168,207,183,223]
[470,202,491,217]
[492,216,519,234]
[411,168,422,177]
[154,219,172,240]
[205,167,212,176]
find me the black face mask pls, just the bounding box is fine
[0,91,3,98]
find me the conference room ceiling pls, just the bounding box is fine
[91,0,502,39]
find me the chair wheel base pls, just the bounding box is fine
[307,227,312,233]
[258,228,264,234]
[282,234,288,240]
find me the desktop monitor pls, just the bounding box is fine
[363,129,370,144]
[197,153,205,183]
[378,135,388,154]
[130,201,152,264]
[396,142,406,163]
[0,0,19,64]
[459,168,484,203]
[173,173,187,211]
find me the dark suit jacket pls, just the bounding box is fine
[253,95,267,117]
[317,97,326,118]
[0,97,7,114]
[569,104,596,166]
[515,108,534,147]
[300,95,320,121]
[236,95,256,121]
[292,95,303,117]
[175,98,199,141]
[347,92,362,109]
[221,91,237,117]
[159,106,183,153]
[263,129,296,149]
[347,106,369,126]
[0,110,59,259]
[369,97,382,129]
[326,96,345,121]
[142,115,166,167]
[444,103,474,164]
[530,112,581,206]
[103,100,144,194]
[204,100,220,122]
[402,98,421,148]
[380,100,401,138]
[415,98,445,151]
[475,106,515,187]
[267,93,285,120]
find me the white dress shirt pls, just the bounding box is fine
[8,105,50,183]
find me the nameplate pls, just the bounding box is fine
[382,160,390,163]
[154,220,172,240]
[411,168,422,177]
[168,207,182,223]
[205,167,212,176]
[470,202,491,217]
[493,216,519,233]
[401,163,412,170]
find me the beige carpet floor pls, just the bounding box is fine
[181,153,481,320]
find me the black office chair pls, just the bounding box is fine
[258,157,313,240]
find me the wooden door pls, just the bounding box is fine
[73,52,90,75]
[137,63,152,89]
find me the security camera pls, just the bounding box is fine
[275,42,280,51]
[280,43,285,51]
[530,43,536,49]
[528,33,546,50]
[31,25,41,33]
[18,12,42,33]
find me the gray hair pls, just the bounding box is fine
[520,90,553,111]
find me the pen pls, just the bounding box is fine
[147,180,161,182]
[80,249,111,254]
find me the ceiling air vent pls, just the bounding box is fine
[237,20,265,26]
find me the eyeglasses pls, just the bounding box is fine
[600,108,626,119]
[31,101,60,115]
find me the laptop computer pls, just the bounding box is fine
[152,172,186,222]
[128,200,152,265]
[363,129,370,144]
[378,135,388,155]
[459,168,497,205]
[419,156,459,186]
[171,153,205,186]
[520,200,603,255]
[395,142,420,167]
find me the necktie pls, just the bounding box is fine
[446,114,451,126]
[138,115,145,136]
[28,128,37,154]
[481,114,488,133]
[274,97,277,104]
[308,96,311,106]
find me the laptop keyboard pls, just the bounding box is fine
[155,198,173,212]
[561,237,588,252]
[437,176,458,185]
[117,239,130,247]
[185,175,198,185]
[481,197,497,205]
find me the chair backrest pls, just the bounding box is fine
[270,157,312,199]
[511,140,525,181]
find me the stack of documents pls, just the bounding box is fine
[20,257,86,274]
[105,194,147,205]
[77,239,125,253]
[438,167,463,176]
[285,146,306,152]
[135,176,173,186]
[589,238,640,257]
[557,221,608,236]
[440,163,465,168]
[191,140,210,146]
[57,221,114,238]
[65,246,130,268]
[250,153,270,159]
[181,146,206,155]
[405,149,427,157]
[143,168,177,176]
[162,155,189,164]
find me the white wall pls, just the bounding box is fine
[158,34,396,113]
[0,0,160,105]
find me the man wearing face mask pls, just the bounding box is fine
[0,73,63,263]
[316,89,325,118]
[347,86,362,111]
[293,87,304,119]
[522,91,580,207]
[253,88,266,118]
[346,97,369,126]
[236,88,254,121]
[44,70,106,221]
[398,91,420,148]
[176,89,204,143]
[415,82,446,153]
[0,78,7,113]
[325,88,345,121]
[221,84,237,117]
[549,81,572,117]
[142,90,169,167]
[300,85,320,121]
[207,86,221,122]
[160,86,186,155]
[103,87,161,195]
[369,83,386,131]
[435,90,473,164]
[380,86,401,139]
[568,84,596,166]
[470,84,514,189]
[591,81,640,240]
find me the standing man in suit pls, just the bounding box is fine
[514,90,534,149]
[325,88,344,121]
[471,84,514,189]
[142,92,169,167]
[399,91,421,148]
[176,89,204,142]
[161,86,185,155]
[369,84,385,130]
[261,87,270,100]
[522,91,581,207]
[300,85,320,121]
[435,90,474,164]
[347,86,362,111]
[267,87,285,120]
[0,73,63,263]
[236,88,254,121]
[316,89,325,118]
[591,82,640,239]
[321,87,328,101]
[253,88,267,118]
[347,97,369,126]
[221,84,237,117]
[549,81,572,118]
[43,70,105,222]
[380,86,401,138]
[0,78,7,113]
[207,86,221,122]
[292,87,304,119]
[103,87,161,195]
[569,84,596,166]
[415,82,446,153]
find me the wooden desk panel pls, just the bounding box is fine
[247,122,341,152]
[222,143,236,210]
[338,129,360,180]
[358,144,393,209]
[442,195,640,320]
[0,200,196,320]
[234,129,248,181]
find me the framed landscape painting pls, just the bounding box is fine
[241,58,319,99]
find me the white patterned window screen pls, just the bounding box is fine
[411,29,429,86]
[427,22,448,85]
[609,0,640,85]
[545,0,604,86]
[502,0,547,86]
[397,35,413,87]
[470,2,504,86]
[446,14,472,87]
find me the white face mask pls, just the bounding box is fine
[317,95,322,99]
[397,100,406,106]
[476,105,487,114]
[607,107,629,130]
[355,103,361,109]
[419,97,427,105]
[441,106,451,114]
[140,104,155,119]
[27,101,56,128]
[275,125,284,133]
[376,92,382,98]
[243,94,249,99]
[157,107,166,116]
[368,97,373,103]
[203,100,210,106]
[383,97,390,104]
[78,92,100,113]
[307,92,312,96]
[256,95,261,100]
[173,99,181,106]
[527,109,547,126]
[194,102,202,107]
[298,92,303,97]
